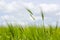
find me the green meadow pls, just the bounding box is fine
[0,25,60,40]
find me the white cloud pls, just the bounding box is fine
[4,1,21,13]
[1,15,16,21]
[0,1,6,10]
[0,1,59,13]
[56,12,60,16]
[0,0,60,13]
[0,1,23,13]
[39,4,59,12]
[0,1,35,13]
[0,15,29,25]
[23,2,35,9]
[0,0,60,26]
[56,12,60,20]
[5,2,18,12]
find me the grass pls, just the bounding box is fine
[0,8,59,40]
[0,25,60,40]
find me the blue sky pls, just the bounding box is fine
[0,0,60,26]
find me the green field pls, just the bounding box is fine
[0,24,60,40]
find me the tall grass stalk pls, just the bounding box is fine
[8,24,14,39]
[26,8,35,20]
[40,8,45,32]
[55,20,58,30]
[49,25,53,36]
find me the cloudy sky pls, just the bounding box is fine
[0,0,60,26]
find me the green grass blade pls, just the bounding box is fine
[40,8,44,21]
[26,8,33,15]
[26,8,35,20]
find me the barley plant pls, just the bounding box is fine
[0,25,60,40]
[26,8,35,20]
[0,8,59,40]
